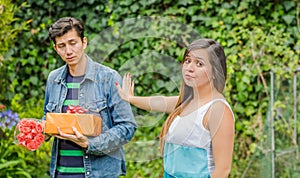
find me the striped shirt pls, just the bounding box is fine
[55,73,85,178]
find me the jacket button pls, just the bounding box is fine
[86,172,90,175]
[85,155,88,159]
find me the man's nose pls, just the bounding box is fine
[65,45,72,54]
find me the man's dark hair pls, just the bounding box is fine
[49,17,85,44]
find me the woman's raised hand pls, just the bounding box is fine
[115,72,134,102]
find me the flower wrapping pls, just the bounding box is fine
[44,106,102,136]
[14,118,45,151]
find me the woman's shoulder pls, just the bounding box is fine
[208,98,235,120]
[210,98,230,106]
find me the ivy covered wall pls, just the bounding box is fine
[0,0,299,177]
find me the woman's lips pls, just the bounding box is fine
[184,74,194,80]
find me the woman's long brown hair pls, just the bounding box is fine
[159,39,227,153]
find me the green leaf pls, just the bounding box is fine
[282,15,295,25]
[283,1,295,11]
[29,76,39,85]
[0,160,22,170]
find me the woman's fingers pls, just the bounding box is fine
[131,80,134,96]
[116,72,134,102]
[124,72,132,91]
[125,72,134,95]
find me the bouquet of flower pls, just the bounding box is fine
[14,118,45,151]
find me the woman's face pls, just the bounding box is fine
[182,49,214,89]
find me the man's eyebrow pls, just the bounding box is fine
[56,42,65,46]
[56,39,77,45]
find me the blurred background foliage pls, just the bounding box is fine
[0,0,299,177]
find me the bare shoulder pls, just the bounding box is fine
[206,99,235,138]
[204,100,234,129]
[211,100,234,118]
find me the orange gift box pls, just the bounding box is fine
[45,113,102,136]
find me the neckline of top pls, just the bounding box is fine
[177,98,226,118]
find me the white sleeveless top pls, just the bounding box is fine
[163,99,233,178]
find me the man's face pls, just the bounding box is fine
[54,29,87,66]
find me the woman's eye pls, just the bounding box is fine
[184,59,191,64]
[196,61,203,67]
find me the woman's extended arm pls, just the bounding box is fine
[115,73,178,113]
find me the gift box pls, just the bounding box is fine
[45,113,102,136]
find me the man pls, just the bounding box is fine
[43,17,137,178]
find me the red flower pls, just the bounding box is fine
[31,128,38,137]
[19,125,31,134]
[15,118,45,151]
[67,105,88,114]
[27,140,39,151]
[35,133,45,143]
[36,123,43,133]
[0,104,5,111]
[17,133,26,143]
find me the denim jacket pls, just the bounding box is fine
[43,55,137,178]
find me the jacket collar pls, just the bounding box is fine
[84,55,96,81]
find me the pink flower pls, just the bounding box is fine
[36,123,43,132]
[15,118,45,151]
[19,125,31,134]
[34,133,45,143]
[27,140,39,151]
[31,128,38,137]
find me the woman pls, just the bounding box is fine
[116,39,235,178]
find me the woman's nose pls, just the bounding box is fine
[186,63,194,72]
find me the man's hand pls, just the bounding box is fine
[56,127,89,148]
[41,120,51,141]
